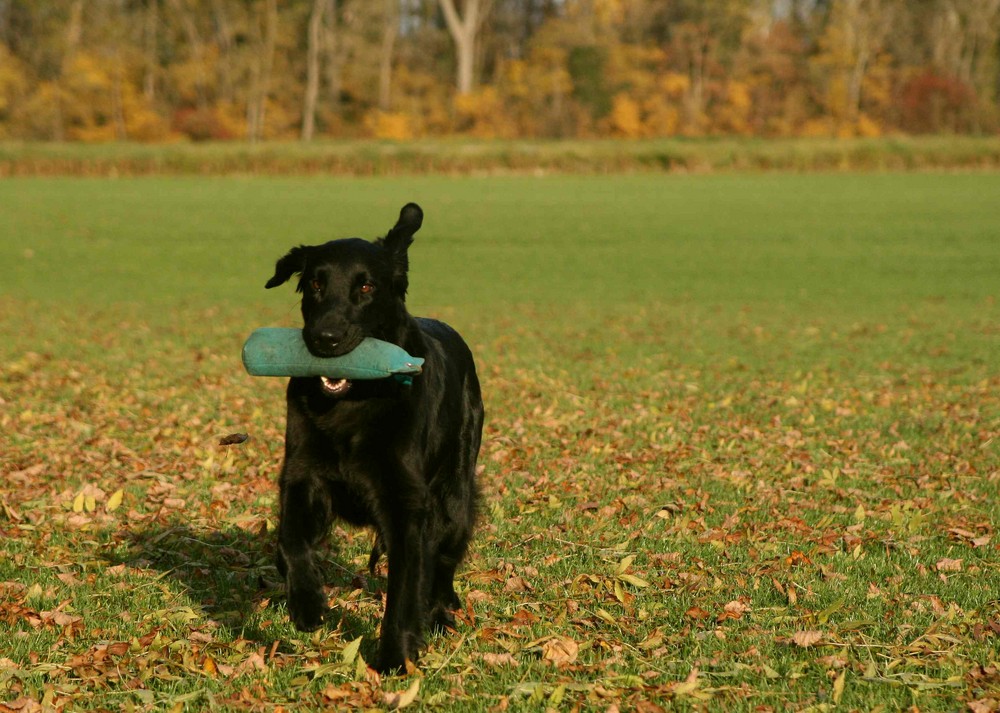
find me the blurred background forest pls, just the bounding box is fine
[0,0,998,143]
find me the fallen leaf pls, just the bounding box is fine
[936,558,963,572]
[341,636,362,665]
[383,678,420,710]
[791,630,823,648]
[718,599,749,621]
[106,489,124,512]
[685,606,711,621]
[504,576,532,592]
[832,669,846,703]
[480,652,519,668]
[673,667,700,696]
[219,433,249,446]
[541,636,579,667]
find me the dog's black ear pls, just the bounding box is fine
[378,203,423,296]
[265,246,311,290]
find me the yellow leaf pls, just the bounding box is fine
[674,666,700,696]
[84,495,96,513]
[106,489,124,512]
[341,636,362,665]
[616,555,635,574]
[203,656,218,677]
[832,669,846,703]
[72,492,85,513]
[619,573,650,588]
[549,684,566,706]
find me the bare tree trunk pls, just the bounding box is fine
[379,0,399,110]
[249,0,278,142]
[325,0,347,114]
[112,51,127,139]
[212,0,235,103]
[167,0,208,109]
[438,0,490,94]
[847,45,869,122]
[53,0,86,140]
[302,0,325,140]
[144,0,158,101]
[65,0,84,49]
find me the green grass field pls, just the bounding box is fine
[1,173,998,711]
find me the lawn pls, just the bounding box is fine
[1,173,998,711]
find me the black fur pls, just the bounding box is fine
[264,203,484,673]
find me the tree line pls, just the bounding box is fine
[0,0,997,143]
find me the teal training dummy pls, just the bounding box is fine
[242,328,423,385]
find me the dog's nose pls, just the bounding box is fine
[316,329,341,349]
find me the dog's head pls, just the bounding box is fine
[265,203,422,366]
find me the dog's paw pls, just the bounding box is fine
[375,632,423,674]
[374,649,406,675]
[429,604,457,633]
[287,587,327,632]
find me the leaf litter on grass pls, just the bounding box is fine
[1,299,998,711]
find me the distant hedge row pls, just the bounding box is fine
[2,137,999,177]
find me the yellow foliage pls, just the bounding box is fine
[609,93,643,137]
[593,0,625,30]
[12,82,66,139]
[63,53,112,94]
[455,87,513,138]
[799,117,836,137]
[855,113,882,137]
[0,44,28,118]
[642,95,681,136]
[659,72,691,98]
[717,80,753,135]
[605,44,665,94]
[392,66,452,136]
[365,110,414,140]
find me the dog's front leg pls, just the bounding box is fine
[376,502,432,672]
[278,476,332,632]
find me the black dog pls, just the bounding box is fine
[263,203,483,673]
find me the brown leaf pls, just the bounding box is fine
[479,652,519,668]
[791,630,823,648]
[936,558,963,572]
[718,599,749,622]
[511,609,539,626]
[685,606,711,621]
[967,699,999,713]
[219,433,250,446]
[504,576,532,592]
[541,636,578,667]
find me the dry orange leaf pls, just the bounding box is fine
[541,636,579,667]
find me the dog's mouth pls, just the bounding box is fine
[320,376,352,397]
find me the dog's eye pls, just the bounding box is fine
[359,281,375,295]
[310,279,321,293]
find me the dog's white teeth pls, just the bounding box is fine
[320,377,350,395]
